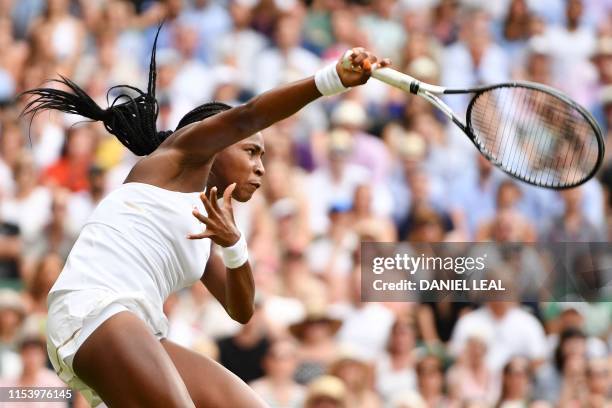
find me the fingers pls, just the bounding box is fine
[348,49,382,74]
[209,186,221,213]
[192,207,211,225]
[187,230,214,240]
[222,183,236,215]
[199,191,215,217]
[379,58,392,68]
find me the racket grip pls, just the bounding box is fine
[340,51,445,94]
[371,66,419,94]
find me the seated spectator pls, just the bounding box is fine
[0,289,25,378]
[416,300,474,346]
[543,187,605,241]
[304,375,348,408]
[446,330,499,406]
[1,151,52,262]
[330,270,395,361]
[216,301,270,384]
[476,180,537,242]
[497,356,533,408]
[65,165,108,237]
[0,316,67,407]
[450,302,548,372]
[399,169,459,241]
[24,253,62,316]
[253,14,320,94]
[329,100,392,185]
[375,315,418,403]
[543,303,608,360]
[0,219,20,280]
[329,348,381,408]
[250,338,305,408]
[584,357,611,407]
[534,328,590,404]
[41,125,97,193]
[349,184,397,242]
[414,354,459,408]
[306,128,374,236]
[290,301,342,385]
[307,202,358,279]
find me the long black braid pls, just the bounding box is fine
[20,25,232,156]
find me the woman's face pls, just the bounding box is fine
[210,133,265,202]
[504,358,530,397]
[418,357,444,393]
[390,321,416,354]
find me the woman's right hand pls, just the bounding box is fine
[336,48,391,87]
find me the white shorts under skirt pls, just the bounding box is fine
[46,288,168,407]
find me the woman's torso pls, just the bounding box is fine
[49,182,211,307]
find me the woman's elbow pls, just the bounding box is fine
[228,305,255,324]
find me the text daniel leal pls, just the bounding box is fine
[373,279,505,291]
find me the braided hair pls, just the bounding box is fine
[21,25,231,156]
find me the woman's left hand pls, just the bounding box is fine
[188,184,241,247]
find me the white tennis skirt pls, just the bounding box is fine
[46,288,169,407]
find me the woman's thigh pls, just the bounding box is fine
[161,339,268,408]
[72,311,195,408]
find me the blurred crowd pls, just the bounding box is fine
[0,0,611,407]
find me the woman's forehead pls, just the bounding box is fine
[238,132,265,147]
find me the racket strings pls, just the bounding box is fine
[468,86,601,188]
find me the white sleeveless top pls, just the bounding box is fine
[50,183,212,307]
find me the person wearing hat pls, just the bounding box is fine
[446,328,497,406]
[328,346,381,408]
[290,301,343,385]
[0,289,26,378]
[0,289,25,347]
[305,375,348,408]
[329,100,391,185]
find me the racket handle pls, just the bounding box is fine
[370,65,419,94]
[340,50,444,94]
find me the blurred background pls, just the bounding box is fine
[0,0,611,407]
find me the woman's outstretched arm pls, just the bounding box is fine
[170,48,387,162]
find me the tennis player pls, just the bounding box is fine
[21,27,386,407]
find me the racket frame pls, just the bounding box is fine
[369,65,605,189]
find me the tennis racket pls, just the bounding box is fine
[344,58,605,190]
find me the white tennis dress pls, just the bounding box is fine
[46,182,212,407]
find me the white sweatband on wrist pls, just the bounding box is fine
[315,63,348,96]
[221,233,249,269]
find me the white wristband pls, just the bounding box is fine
[315,63,348,96]
[221,233,249,269]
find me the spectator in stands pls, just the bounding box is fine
[447,330,498,406]
[290,301,342,385]
[304,375,348,408]
[450,302,548,372]
[0,316,67,407]
[0,289,25,378]
[250,338,306,408]
[329,348,381,408]
[497,356,533,408]
[375,315,418,403]
[217,300,270,384]
[415,354,457,407]
[535,328,588,404]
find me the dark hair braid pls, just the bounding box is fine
[175,102,232,130]
[21,25,170,156]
